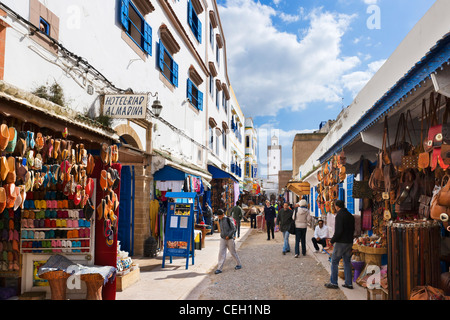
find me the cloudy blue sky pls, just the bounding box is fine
[216,0,435,177]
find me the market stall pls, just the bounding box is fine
[0,85,121,300]
[316,91,450,299]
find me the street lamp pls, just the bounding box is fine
[149,92,163,117]
[151,98,163,117]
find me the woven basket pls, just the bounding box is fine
[80,273,105,300]
[38,271,71,300]
[358,245,387,255]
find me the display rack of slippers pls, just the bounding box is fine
[96,142,120,249]
[0,122,98,264]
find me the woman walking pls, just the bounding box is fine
[293,199,311,258]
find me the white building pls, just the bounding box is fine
[244,117,258,192]
[0,0,248,295]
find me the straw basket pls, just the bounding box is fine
[38,271,71,300]
[80,273,105,300]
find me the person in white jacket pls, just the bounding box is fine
[312,219,329,253]
[292,199,311,258]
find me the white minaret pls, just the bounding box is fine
[267,135,281,182]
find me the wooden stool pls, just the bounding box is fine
[366,288,388,300]
[80,273,105,300]
[38,271,71,300]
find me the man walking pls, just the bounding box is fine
[230,201,244,238]
[263,200,276,240]
[277,202,293,255]
[215,209,242,274]
[325,200,355,289]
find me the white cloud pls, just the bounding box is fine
[342,58,387,97]
[278,12,300,23]
[218,0,360,117]
[363,0,378,4]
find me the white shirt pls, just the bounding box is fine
[314,225,329,239]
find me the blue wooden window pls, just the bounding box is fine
[158,42,178,87]
[187,79,203,111]
[120,0,152,55]
[188,0,202,43]
[347,174,355,214]
[40,17,50,36]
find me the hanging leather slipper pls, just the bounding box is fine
[0,187,6,213]
[5,127,17,153]
[100,143,109,164]
[5,183,16,209]
[35,132,45,151]
[0,124,9,151]
[100,170,108,191]
[84,198,95,220]
[0,156,8,181]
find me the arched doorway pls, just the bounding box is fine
[114,124,144,256]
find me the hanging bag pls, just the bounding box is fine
[419,99,431,169]
[401,110,419,169]
[437,174,450,207]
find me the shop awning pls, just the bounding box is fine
[319,32,450,164]
[0,80,119,143]
[207,164,238,183]
[286,181,311,196]
[153,165,200,181]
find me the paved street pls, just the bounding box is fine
[117,222,366,300]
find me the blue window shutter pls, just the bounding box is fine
[120,0,129,30]
[188,1,193,27]
[158,41,165,72]
[197,19,202,43]
[187,79,193,102]
[172,60,178,87]
[347,175,355,214]
[197,90,203,111]
[143,21,152,56]
[338,183,345,201]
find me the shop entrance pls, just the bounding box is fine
[118,165,135,256]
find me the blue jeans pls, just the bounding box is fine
[330,242,353,286]
[282,231,290,253]
[295,228,307,256]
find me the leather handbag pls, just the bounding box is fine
[430,186,449,221]
[369,152,385,192]
[410,286,449,300]
[395,168,420,213]
[437,174,450,207]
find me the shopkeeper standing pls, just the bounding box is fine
[324,200,355,290]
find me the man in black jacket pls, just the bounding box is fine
[277,202,293,255]
[263,200,276,240]
[325,200,355,290]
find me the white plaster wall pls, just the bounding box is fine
[2,0,239,172]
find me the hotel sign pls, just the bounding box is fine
[103,94,148,119]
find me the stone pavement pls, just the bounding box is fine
[116,221,366,300]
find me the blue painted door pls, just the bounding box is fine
[118,166,134,255]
